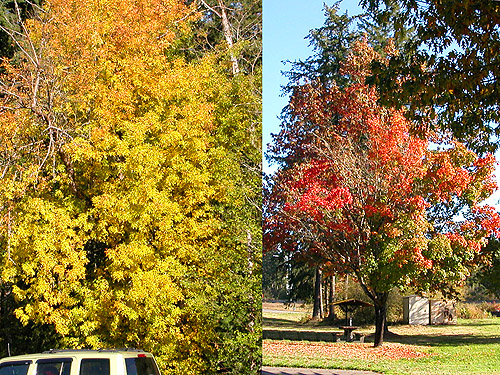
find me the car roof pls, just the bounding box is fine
[0,349,153,363]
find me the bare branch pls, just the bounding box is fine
[25,0,46,14]
[199,0,221,18]
[0,25,38,67]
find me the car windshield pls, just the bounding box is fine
[125,358,160,375]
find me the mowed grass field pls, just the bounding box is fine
[263,304,500,375]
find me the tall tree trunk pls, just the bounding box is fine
[312,267,322,319]
[373,292,389,347]
[217,0,240,75]
[344,274,349,299]
[328,274,336,319]
[199,0,240,74]
[319,273,324,319]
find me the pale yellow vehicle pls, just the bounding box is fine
[0,349,160,375]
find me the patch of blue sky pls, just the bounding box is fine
[263,0,363,174]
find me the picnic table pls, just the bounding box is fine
[331,299,373,342]
[339,325,359,341]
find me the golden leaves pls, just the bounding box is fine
[0,0,261,372]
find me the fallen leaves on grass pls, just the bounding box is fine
[263,341,432,361]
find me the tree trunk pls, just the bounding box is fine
[217,0,240,75]
[328,275,336,319]
[344,274,349,299]
[312,267,322,319]
[373,292,389,347]
[319,273,324,319]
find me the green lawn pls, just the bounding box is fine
[263,309,500,375]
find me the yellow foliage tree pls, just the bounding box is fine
[0,0,261,373]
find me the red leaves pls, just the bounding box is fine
[475,153,497,169]
[263,341,432,361]
[472,205,500,238]
[408,196,431,210]
[424,153,472,201]
[413,248,433,270]
[284,160,353,221]
[390,246,433,270]
[293,185,352,217]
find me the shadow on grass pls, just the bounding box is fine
[459,319,500,327]
[264,316,500,347]
[383,332,500,347]
[264,316,344,327]
[264,316,366,328]
[263,317,304,327]
[380,320,500,346]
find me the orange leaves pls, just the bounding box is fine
[47,0,195,55]
[470,205,500,238]
[340,37,380,83]
[424,156,471,201]
[42,0,202,130]
[263,341,432,361]
[389,245,433,271]
[475,152,497,169]
[408,196,431,211]
[423,142,497,205]
[413,247,433,270]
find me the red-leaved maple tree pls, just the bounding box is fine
[264,39,500,347]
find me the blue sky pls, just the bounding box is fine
[263,0,362,172]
